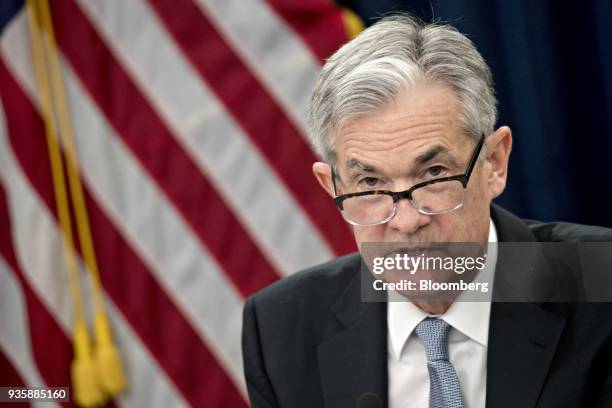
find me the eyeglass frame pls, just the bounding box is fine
[330,134,486,224]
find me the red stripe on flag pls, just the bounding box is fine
[0,180,79,408]
[49,0,280,297]
[146,0,357,256]
[0,347,26,387]
[0,60,248,408]
[266,0,349,62]
[0,348,30,408]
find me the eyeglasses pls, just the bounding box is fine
[331,135,485,226]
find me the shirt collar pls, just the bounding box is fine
[387,218,498,359]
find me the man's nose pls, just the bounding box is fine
[386,197,431,235]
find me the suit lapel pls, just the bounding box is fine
[487,205,567,408]
[318,263,388,408]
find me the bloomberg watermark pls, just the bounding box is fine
[360,242,612,303]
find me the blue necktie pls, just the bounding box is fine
[415,317,465,408]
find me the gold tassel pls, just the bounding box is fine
[94,312,127,395]
[26,0,127,404]
[71,321,106,407]
[341,8,364,39]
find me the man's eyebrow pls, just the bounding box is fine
[344,146,460,175]
[346,158,379,173]
[414,145,459,167]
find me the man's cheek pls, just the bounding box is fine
[353,226,383,245]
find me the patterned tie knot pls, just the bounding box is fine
[415,317,451,362]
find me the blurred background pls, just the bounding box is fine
[0,0,610,407]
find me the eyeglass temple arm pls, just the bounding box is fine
[464,135,485,180]
[331,166,339,197]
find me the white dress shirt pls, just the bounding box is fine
[387,219,498,408]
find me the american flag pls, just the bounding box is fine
[0,1,359,406]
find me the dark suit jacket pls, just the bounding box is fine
[242,205,612,407]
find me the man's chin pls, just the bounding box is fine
[410,299,455,315]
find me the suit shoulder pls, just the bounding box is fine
[248,252,361,309]
[525,219,612,242]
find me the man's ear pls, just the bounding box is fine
[312,162,335,197]
[485,126,513,199]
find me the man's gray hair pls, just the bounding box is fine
[308,15,497,164]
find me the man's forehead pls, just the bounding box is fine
[336,86,462,155]
[339,110,456,140]
[339,84,460,133]
[337,122,462,164]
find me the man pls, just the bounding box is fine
[242,15,612,408]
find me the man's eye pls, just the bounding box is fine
[359,177,380,187]
[427,166,445,177]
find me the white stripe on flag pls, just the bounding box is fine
[0,258,61,408]
[76,0,333,275]
[0,65,189,408]
[193,0,321,134]
[2,12,247,396]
